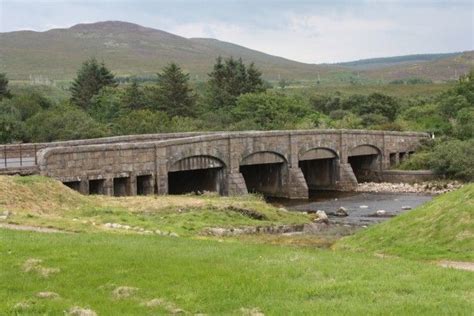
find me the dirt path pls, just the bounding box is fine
[437,260,474,272]
[0,223,66,233]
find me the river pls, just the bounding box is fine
[268,190,434,226]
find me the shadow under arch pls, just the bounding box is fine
[168,155,226,195]
[239,151,288,197]
[347,144,382,182]
[298,147,340,190]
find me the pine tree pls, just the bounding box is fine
[70,58,117,109]
[122,81,146,110]
[246,63,265,93]
[0,73,12,101]
[207,57,266,109]
[155,63,195,117]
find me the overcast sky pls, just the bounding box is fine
[1,0,473,63]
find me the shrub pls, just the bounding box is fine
[428,139,474,181]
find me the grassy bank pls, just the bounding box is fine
[1,229,473,315]
[336,184,474,261]
[0,176,309,236]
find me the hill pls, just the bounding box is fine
[336,184,474,261]
[362,51,474,82]
[0,21,339,81]
[2,21,472,82]
[337,52,463,70]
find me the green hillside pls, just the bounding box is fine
[0,21,336,81]
[1,21,471,82]
[337,52,463,70]
[362,51,474,81]
[336,184,474,261]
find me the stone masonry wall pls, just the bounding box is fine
[37,129,429,198]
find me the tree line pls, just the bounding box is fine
[0,60,473,180]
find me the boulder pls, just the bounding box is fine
[335,207,348,217]
[376,210,386,216]
[314,210,329,224]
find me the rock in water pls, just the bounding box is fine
[335,207,348,217]
[376,210,386,216]
[315,210,329,224]
[401,206,412,210]
[359,205,368,209]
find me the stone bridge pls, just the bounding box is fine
[23,129,428,199]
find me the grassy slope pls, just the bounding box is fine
[1,229,473,315]
[336,184,474,261]
[0,176,309,236]
[2,21,471,82]
[0,21,332,81]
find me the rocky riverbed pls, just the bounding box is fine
[356,181,463,194]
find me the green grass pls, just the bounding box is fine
[336,184,474,261]
[1,229,473,315]
[0,175,310,236]
[1,176,473,314]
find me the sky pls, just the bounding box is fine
[1,0,473,64]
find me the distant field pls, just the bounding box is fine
[283,82,454,99]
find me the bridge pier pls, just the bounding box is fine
[227,172,248,196]
[287,167,309,199]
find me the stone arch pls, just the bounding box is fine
[348,144,382,182]
[239,151,288,197]
[299,147,339,161]
[298,147,339,190]
[348,144,382,157]
[168,155,226,195]
[240,151,287,166]
[169,155,226,172]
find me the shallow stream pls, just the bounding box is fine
[269,190,434,226]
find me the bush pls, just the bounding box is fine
[26,104,108,142]
[233,92,311,130]
[428,139,474,181]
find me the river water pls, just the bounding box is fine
[269,191,434,226]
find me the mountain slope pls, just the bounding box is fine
[0,21,472,82]
[0,21,336,80]
[337,52,463,70]
[362,51,474,81]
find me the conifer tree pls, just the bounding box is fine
[155,63,195,117]
[70,58,117,109]
[122,80,146,110]
[0,73,12,101]
[207,57,266,109]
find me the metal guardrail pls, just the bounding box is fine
[0,144,38,169]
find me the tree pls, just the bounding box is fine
[153,63,195,117]
[111,110,170,135]
[70,58,117,110]
[0,101,25,142]
[0,73,12,101]
[26,103,107,142]
[233,92,311,130]
[246,63,265,93]
[207,57,266,109]
[122,80,146,110]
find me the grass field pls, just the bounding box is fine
[0,176,473,315]
[1,229,473,315]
